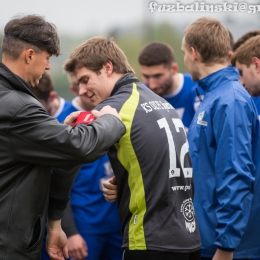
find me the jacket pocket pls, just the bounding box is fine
[24,215,43,251]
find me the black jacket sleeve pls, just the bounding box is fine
[10,105,126,168]
[10,105,125,218]
[48,165,81,220]
[61,203,78,237]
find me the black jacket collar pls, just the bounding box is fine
[0,62,35,99]
[110,73,139,96]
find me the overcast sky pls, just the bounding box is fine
[1,0,260,39]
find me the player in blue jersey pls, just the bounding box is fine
[32,72,123,260]
[138,42,200,130]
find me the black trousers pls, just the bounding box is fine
[123,249,201,260]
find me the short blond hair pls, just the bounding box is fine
[64,36,135,75]
[231,35,260,67]
[184,17,230,65]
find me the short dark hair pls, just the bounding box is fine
[233,30,260,51]
[2,14,60,60]
[138,42,175,67]
[31,72,54,101]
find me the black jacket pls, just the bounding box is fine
[95,74,201,252]
[0,62,125,260]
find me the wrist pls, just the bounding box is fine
[47,219,62,231]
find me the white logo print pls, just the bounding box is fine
[197,111,207,126]
[180,198,196,233]
[83,114,94,122]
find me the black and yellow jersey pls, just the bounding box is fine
[96,73,201,252]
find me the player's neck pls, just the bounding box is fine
[198,63,229,80]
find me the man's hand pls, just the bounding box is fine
[102,176,118,202]
[46,219,69,260]
[212,249,233,260]
[92,105,121,120]
[67,234,88,260]
[64,111,81,126]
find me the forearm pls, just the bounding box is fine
[48,165,81,220]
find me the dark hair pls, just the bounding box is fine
[138,42,175,67]
[233,30,260,51]
[31,72,54,101]
[2,14,60,60]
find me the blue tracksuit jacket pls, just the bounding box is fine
[188,66,260,258]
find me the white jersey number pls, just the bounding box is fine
[157,117,193,179]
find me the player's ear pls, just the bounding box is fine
[49,91,58,102]
[103,61,113,76]
[228,51,233,64]
[191,47,200,63]
[171,62,178,75]
[252,57,260,73]
[25,49,35,64]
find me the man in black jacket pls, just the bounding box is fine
[0,15,125,260]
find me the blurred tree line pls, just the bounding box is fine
[0,22,187,100]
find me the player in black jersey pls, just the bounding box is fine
[64,36,201,260]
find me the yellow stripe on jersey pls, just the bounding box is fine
[114,83,147,249]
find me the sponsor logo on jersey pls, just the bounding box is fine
[180,198,196,233]
[197,111,207,126]
[140,100,174,113]
[134,215,138,225]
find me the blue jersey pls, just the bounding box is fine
[59,97,121,234]
[163,73,199,130]
[70,98,121,234]
[42,97,122,260]
[52,97,78,122]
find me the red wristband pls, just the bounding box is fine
[72,111,96,128]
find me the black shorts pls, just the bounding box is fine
[123,249,201,260]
